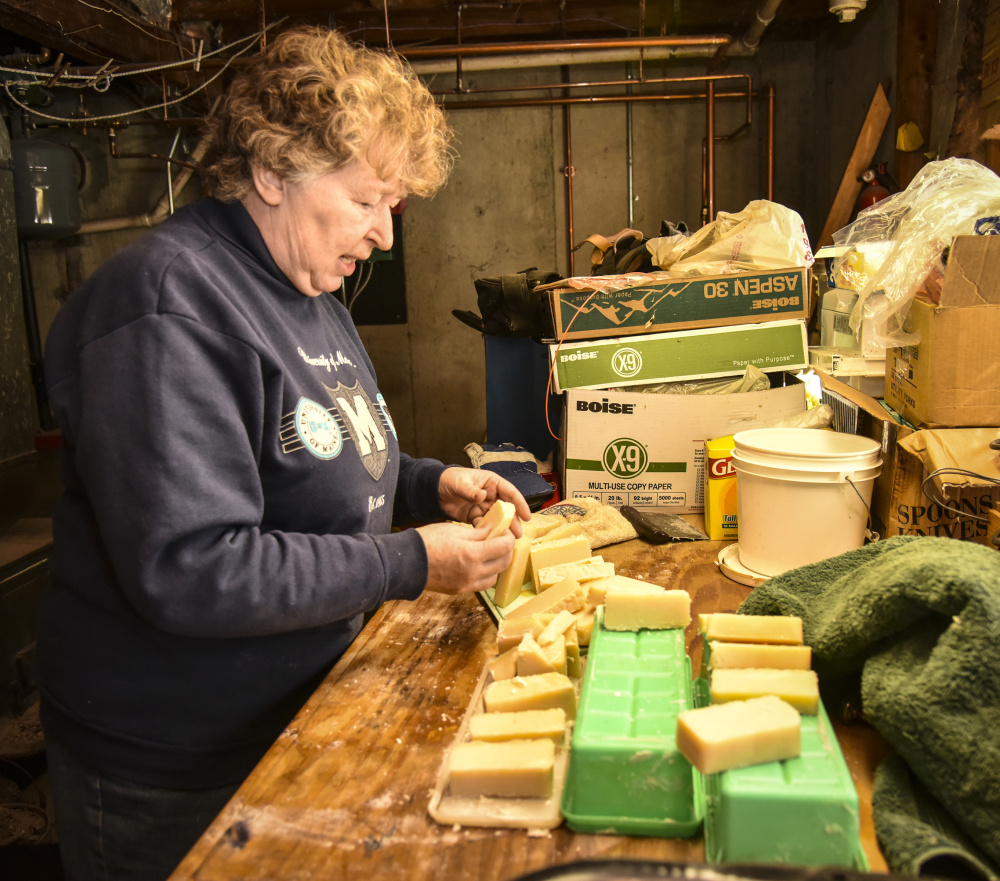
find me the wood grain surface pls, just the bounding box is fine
[170,534,889,881]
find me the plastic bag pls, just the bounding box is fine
[830,158,1000,355]
[647,200,814,277]
[620,365,771,396]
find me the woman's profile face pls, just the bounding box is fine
[255,159,404,297]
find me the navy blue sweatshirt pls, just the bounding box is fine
[37,198,448,789]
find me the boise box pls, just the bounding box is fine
[885,236,1000,427]
[562,374,807,514]
[549,319,809,393]
[540,268,809,342]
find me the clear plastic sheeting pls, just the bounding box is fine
[831,158,1000,355]
[620,364,771,395]
[647,200,815,277]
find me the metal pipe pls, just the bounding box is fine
[767,83,776,200]
[402,34,731,59]
[706,79,716,224]
[78,130,210,234]
[626,63,635,227]
[443,89,754,110]
[432,72,750,99]
[562,67,576,276]
[409,43,730,76]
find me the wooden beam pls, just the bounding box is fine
[817,82,893,249]
[0,0,186,65]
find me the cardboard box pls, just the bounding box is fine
[561,376,807,514]
[884,236,1000,427]
[549,320,809,393]
[886,429,1000,547]
[542,267,808,342]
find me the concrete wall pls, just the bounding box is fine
[8,4,900,518]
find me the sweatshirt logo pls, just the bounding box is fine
[284,385,392,479]
[292,398,343,459]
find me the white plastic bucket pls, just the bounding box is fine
[732,428,882,577]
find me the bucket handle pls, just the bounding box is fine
[845,474,879,542]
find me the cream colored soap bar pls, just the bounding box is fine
[488,646,519,681]
[700,613,804,645]
[496,614,555,652]
[676,695,801,774]
[529,536,592,592]
[516,633,567,676]
[479,499,516,538]
[469,708,567,743]
[448,738,555,798]
[604,584,691,631]
[709,641,812,670]
[710,667,819,715]
[585,574,650,606]
[507,577,587,620]
[483,671,577,719]
[537,609,577,646]
[527,513,563,539]
[493,535,532,608]
[536,521,585,543]
[537,558,614,591]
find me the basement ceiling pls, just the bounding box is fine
[0,0,864,66]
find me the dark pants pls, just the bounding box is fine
[45,733,241,881]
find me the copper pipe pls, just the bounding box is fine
[562,67,576,276]
[767,83,776,200]
[706,79,716,224]
[431,72,751,98]
[443,89,754,110]
[400,34,731,59]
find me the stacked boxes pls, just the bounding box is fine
[544,268,811,515]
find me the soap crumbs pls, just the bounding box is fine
[526,828,552,838]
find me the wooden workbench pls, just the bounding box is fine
[170,536,889,880]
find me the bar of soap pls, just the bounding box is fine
[536,609,577,646]
[496,614,555,652]
[527,513,563,539]
[483,671,577,719]
[585,573,651,606]
[604,584,691,631]
[492,534,532,608]
[676,695,801,774]
[516,633,567,676]
[488,646,519,681]
[537,558,613,592]
[507,577,588,620]
[479,499,516,538]
[710,667,819,715]
[447,738,556,798]
[700,613,804,645]
[469,708,567,743]
[529,536,592,592]
[536,521,585,543]
[709,641,812,670]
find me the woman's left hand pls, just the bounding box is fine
[438,466,532,536]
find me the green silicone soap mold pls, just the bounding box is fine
[694,658,868,869]
[561,607,703,837]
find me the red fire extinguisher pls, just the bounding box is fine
[854,162,898,217]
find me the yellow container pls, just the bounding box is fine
[705,435,738,541]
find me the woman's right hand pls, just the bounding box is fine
[415,521,515,596]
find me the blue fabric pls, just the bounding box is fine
[477,444,554,504]
[46,732,240,881]
[38,197,443,790]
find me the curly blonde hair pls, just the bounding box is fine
[201,27,454,201]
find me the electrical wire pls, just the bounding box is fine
[920,467,1000,524]
[0,22,284,124]
[347,261,376,313]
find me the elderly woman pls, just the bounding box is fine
[38,27,528,881]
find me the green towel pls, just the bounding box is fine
[739,536,1000,880]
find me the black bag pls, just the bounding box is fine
[452,267,562,343]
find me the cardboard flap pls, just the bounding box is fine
[899,428,1000,493]
[940,237,1000,307]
